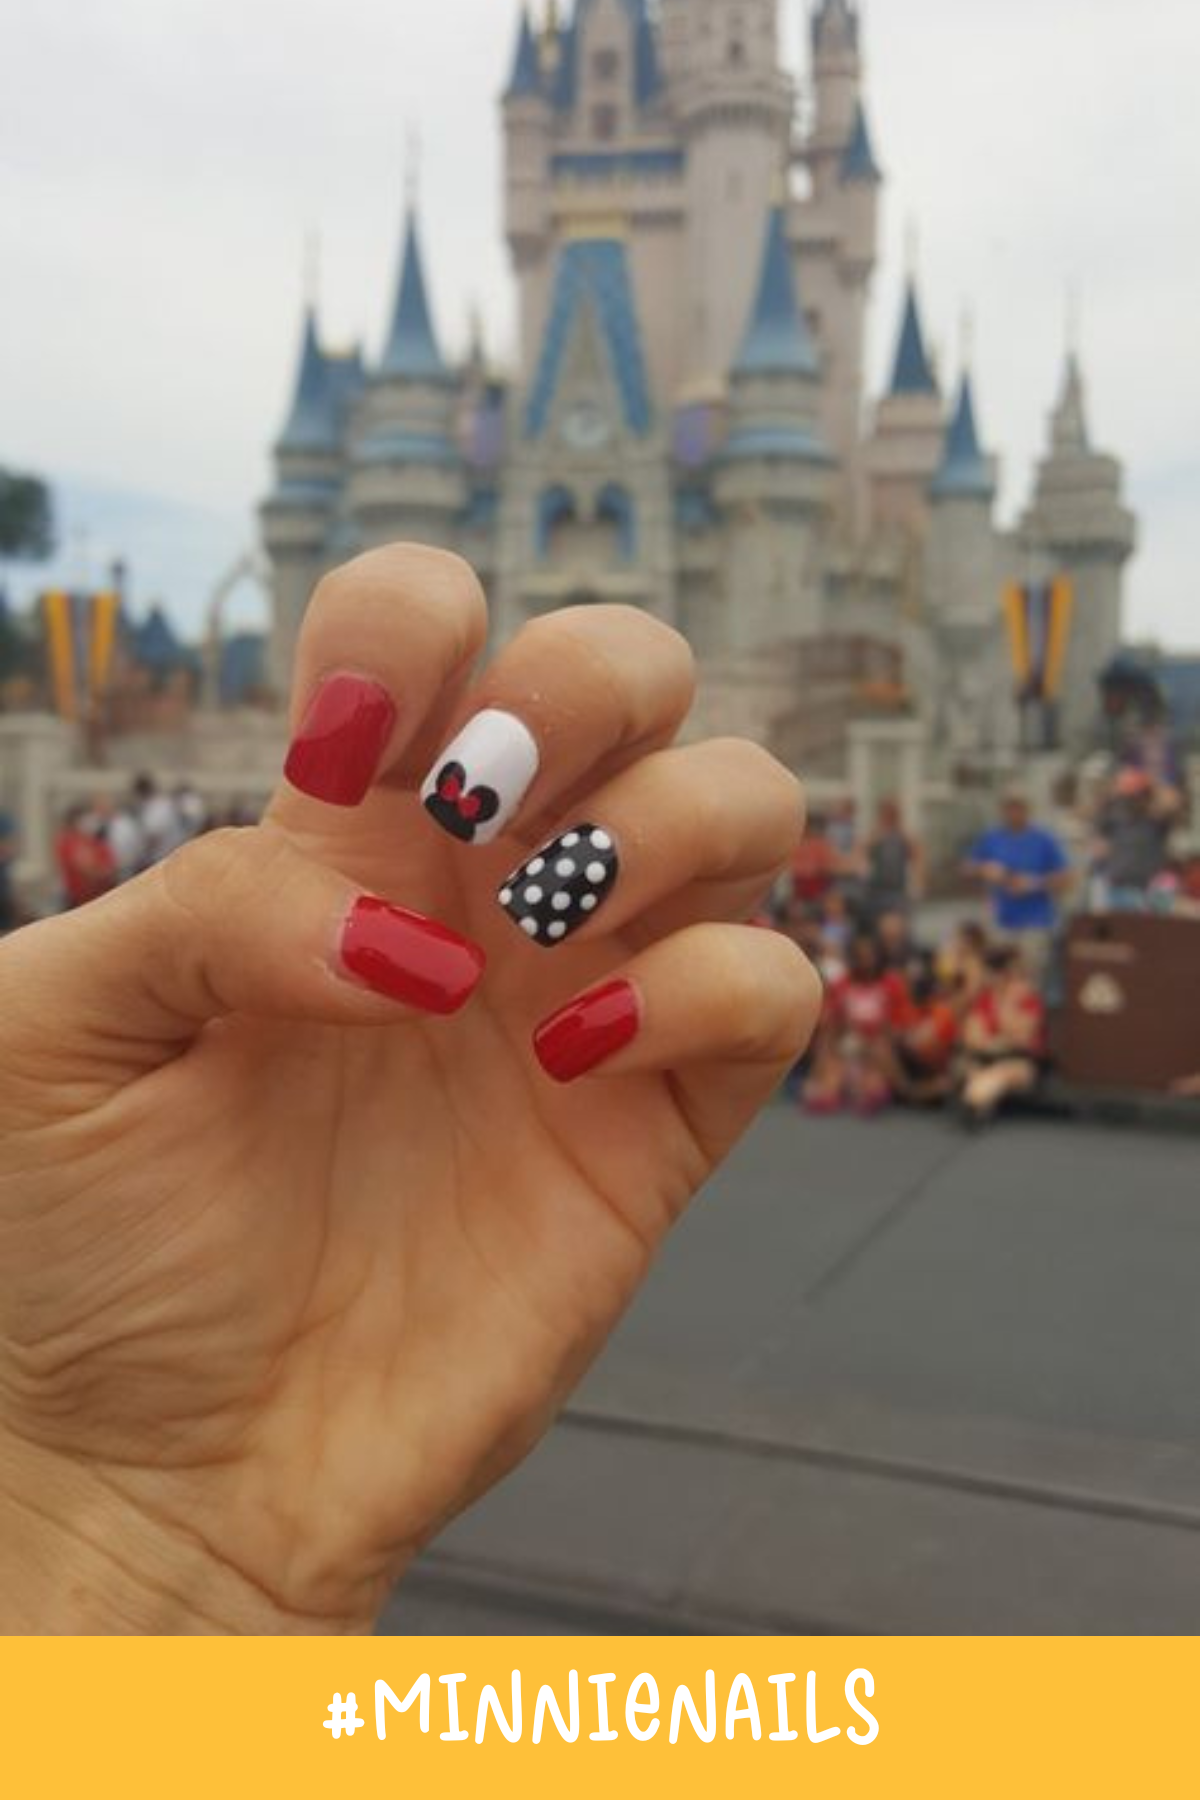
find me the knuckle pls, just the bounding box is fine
[714,928,821,1063]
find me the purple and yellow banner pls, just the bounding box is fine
[1003,577,1074,703]
[40,589,121,720]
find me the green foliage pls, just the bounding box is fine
[0,468,55,561]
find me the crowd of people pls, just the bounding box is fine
[772,772,1199,1129]
[52,779,258,910]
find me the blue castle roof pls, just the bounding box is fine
[278,310,334,451]
[380,210,449,383]
[505,8,542,99]
[889,282,937,396]
[734,204,820,380]
[525,237,652,438]
[840,99,881,184]
[931,374,994,500]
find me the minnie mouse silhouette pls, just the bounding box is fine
[423,761,501,845]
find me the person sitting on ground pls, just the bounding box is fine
[957,946,1047,1128]
[805,931,908,1117]
[875,905,918,972]
[884,954,960,1107]
[937,919,990,1019]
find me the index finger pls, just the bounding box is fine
[271,543,489,820]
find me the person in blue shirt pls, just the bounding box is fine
[964,794,1072,979]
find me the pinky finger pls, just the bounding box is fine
[533,924,822,1150]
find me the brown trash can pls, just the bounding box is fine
[1060,914,1200,1094]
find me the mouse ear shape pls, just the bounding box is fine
[437,761,467,798]
[470,786,501,826]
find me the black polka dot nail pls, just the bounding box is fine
[498,825,619,947]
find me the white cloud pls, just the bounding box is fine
[0,0,1195,646]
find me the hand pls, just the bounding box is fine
[0,548,818,1633]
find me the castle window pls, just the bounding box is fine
[535,485,578,562]
[728,38,745,64]
[596,483,637,564]
[593,48,620,81]
[592,103,618,142]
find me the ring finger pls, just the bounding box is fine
[493,738,803,952]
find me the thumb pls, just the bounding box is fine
[0,825,484,1088]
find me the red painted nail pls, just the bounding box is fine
[285,674,396,807]
[340,897,485,1016]
[534,979,640,1084]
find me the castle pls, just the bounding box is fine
[261,0,1138,823]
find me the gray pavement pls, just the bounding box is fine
[379,1105,1200,1636]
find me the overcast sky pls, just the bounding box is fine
[2,0,1197,647]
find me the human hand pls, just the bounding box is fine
[0,548,818,1634]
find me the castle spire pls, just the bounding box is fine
[278,306,334,450]
[931,372,994,501]
[734,204,819,379]
[839,98,881,183]
[888,281,938,397]
[381,205,449,382]
[812,0,859,54]
[1051,352,1091,455]
[505,6,542,100]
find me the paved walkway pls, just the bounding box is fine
[380,1105,1200,1634]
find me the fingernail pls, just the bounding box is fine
[339,896,484,1015]
[285,674,396,807]
[499,824,619,947]
[534,979,640,1083]
[422,710,539,847]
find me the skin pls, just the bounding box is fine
[0,548,820,1634]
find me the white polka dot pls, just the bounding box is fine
[561,832,581,848]
[590,829,612,851]
[552,893,571,912]
[499,888,513,907]
[586,862,607,884]
[524,885,544,905]
[580,894,599,912]
[555,858,576,878]
[520,917,540,938]
[526,857,545,876]
[547,922,568,940]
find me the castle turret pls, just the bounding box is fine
[347,203,466,552]
[665,0,793,390]
[714,203,832,648]
[791,0,878,531]
[866,281,945,536]
[1020,352,1137,748]
[503,6,552,378]
[261,306,362,690]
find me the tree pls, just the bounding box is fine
[0,468,55,561]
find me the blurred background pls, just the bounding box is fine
[1,0,1198,1632]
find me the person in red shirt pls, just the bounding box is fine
[884,955,960,1105]
[789,811,837,912]
[957,946,1047,1126]
[55,803,117,910]
[806,932,907,1116]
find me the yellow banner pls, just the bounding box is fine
[2,1637,1197,1796]
[41,588,77,719]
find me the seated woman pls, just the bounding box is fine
[884,955,960,1106]
[806,932,908,1117]
[958,946,1047,1127]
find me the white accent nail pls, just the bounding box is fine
[421,709,540,848]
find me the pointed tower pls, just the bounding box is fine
[1020,351,1137,748]
[793,0,879,531]
[923,368,1001,635]
[262,305,362,691]
[866,280,944,536]
[666,0,793,390]
[713,204,832,648]
[503,5,552,380]
[347,201,466,554]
